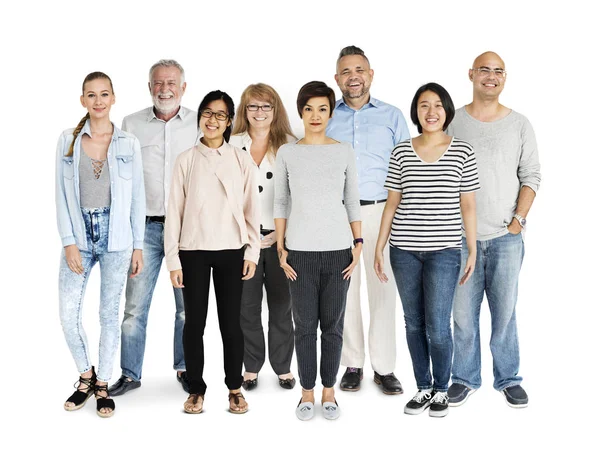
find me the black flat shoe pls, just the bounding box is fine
[177,372,190,393]
[242,377,258,391]
[278,377,296,390]
[374,372,403,395]
[108,375,141,397]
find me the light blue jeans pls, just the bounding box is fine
[390,246,461,392]
[452,233,524,391]
[119,220,185,381]
[59,207,132,382]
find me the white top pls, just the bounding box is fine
[121,106,199,216]
[229,132,295,231]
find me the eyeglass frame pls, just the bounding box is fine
[199,109,230,121]
[246,104,274,112]
[471,67,507,78]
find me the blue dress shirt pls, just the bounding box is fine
[327,97,410,201]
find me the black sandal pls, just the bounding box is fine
[64,367,97,411]
[94,384,116,418]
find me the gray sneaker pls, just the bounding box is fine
[322,401,340,420]
[502,385,528,408]
[295,400,315,421]
[448,383,476,407]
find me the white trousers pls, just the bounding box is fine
[341,202,398,375]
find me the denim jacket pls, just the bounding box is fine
[55,120,146,251]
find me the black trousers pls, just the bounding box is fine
[180,248,245,395]
[287,249,352,390]
[240,244,294,375]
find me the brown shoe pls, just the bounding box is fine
[184,394,204,414]
[228,391,248,414]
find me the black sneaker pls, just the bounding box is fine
[404,389,432,415]
[502,385,528,408]
[429,391,449,417]
[448,383,476,407]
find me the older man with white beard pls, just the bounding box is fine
[109,59,198,396]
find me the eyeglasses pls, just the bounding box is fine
[246,104,273,112]
[200,109,229,121]
[472,67,507,78]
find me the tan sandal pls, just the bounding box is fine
[228,391,248,414]
[184,394,204,414]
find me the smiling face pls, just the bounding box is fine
[246,97,274,132]
[469,52,506,100]
[417,90,446,134]
[301,96,331,134]
[199,99,231,141]
[335,54,373,100]
[80,78,115,119]
[149,65,186,115]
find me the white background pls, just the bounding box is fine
[1,0,597,448]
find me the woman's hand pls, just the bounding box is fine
[65,245,84,274]
[260,231,276,249]
[130,249,144,278]
[374,249,388,283]
[459,251,476,285]
[278,248,297,281]
[342,245,362,280]
[242,260,256,280]
[170,270,184,288]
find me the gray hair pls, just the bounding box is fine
[337,45,370,66]
[148,59,185,85]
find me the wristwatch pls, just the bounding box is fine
[513,214,526,228]
[353,238,364,246]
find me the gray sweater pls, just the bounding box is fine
[274,141,361,251]
[447,107,541,241]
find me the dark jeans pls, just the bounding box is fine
[180,248,245,395]
[287,249,352,390]
[389,246,461,392]
[240,244,294,375]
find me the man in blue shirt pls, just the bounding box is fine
[327,46,410,394]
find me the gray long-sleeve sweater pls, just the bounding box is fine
[274,141,361,251]
[447,107,541,241]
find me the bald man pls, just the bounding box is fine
[446,52,541,408]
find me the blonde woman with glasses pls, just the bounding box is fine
[230,83,297,392]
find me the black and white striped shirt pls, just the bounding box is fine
[384,138,480,251]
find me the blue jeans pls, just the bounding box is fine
[389,246,461,392]
[452,233,524,391]
[120,220,185,381]
[59,207,132,382]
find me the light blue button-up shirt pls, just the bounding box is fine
[55,120,146,251]
[327,97,410,200]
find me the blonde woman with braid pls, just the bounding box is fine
[229,83,297,391]
[56,72,145,418]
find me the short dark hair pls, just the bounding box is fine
[410,82,455,134]
[197,90,235,142]
[337,45,370,66]
[296,81,336,118]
